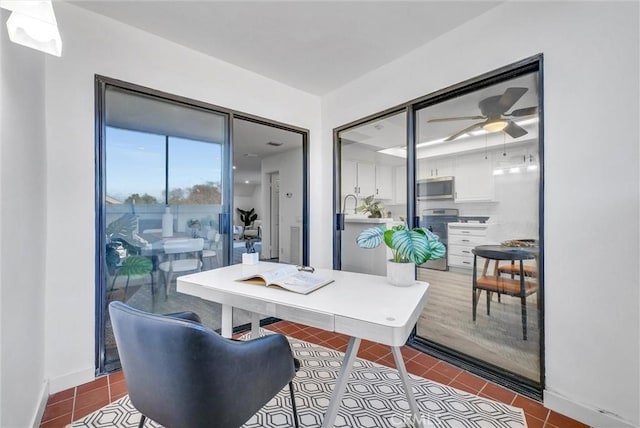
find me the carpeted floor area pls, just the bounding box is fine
[71,332,527,428]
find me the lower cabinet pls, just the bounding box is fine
[447,223,488,270]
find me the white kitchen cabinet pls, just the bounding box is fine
[375,165,393,200]
[393,165,406,204]
[448,222,488,270]
[342,160,357,197]
[357,162,376,197]
[341,160,376,198]
[419,157,454,179]
[454,151,494,202]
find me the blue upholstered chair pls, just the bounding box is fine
[109,302,300,428]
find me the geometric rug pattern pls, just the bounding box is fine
[70,334,527,428]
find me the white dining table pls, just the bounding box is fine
[177,262,430,427]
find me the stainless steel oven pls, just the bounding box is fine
[420,208,459,271]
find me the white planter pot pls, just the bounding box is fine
[242,252,259,265]
[386,260,416,287]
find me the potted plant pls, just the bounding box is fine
[358,195,384,218]
[237,207,258,227]
[357,224,446,286]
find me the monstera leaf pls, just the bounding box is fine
[106,213,137,241]
[356,223,446,265]
[117,256,153,277]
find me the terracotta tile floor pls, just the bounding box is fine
[40,321,588,428]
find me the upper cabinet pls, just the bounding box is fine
[454,151,494,202]
[342,161,388,199]
[342,161,376,199]
[375,165,393,200]
[419,157,454,179]
[393,165,406,204]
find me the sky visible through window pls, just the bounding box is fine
[106,126,222,203]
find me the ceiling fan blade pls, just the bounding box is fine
[428,115,485,123]
[506,106,537,117]
[498,87,528,111]
[503,120,528,139]
[445,122,483,141]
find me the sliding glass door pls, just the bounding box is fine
[333,57,544,397]
[96,78,310,374]
[97,82,233,372]
[413,69,543,390]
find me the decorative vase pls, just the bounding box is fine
[386,260,415,287]
[242,252,259,265]
[161,207,173,237]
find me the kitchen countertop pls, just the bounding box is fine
[344,216,398,224]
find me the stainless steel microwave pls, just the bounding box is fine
[417,176,455,200]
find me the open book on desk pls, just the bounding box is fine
[237,264,333,295]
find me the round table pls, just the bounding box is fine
[471,244,539,340]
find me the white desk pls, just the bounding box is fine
[177,262,429,427]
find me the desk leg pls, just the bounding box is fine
[221,304,233,338]
[321,336,361,428]
[251,312,261,338]
[391,346,421,425]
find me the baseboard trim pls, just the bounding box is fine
[48,367,95,394]
[30,380,49,428]
[545,389,637,428]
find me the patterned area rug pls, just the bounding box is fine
[71,335,527,428]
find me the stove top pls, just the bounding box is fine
[422,208,459,217]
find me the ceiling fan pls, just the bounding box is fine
[428,87,537,141]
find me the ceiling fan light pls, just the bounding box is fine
[482,119,508,133]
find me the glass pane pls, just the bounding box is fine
[102,85,231,371]
[167,136,223,247]
[230,118,305,330]
[414,71,541,382]
[106,128,166,205]
[337,111,407,275]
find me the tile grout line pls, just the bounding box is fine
[107,374,112,403]
[70,386,77,422]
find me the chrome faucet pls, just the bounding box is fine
[343,194,358,214]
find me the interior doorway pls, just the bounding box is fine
[269,172,280,259]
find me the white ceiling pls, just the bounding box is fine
[70,0,502,95]
[79,1,513,186]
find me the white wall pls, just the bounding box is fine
[322,2,639,427]
[0,10,48,426]
[262,147,304,263]
[42,2,320,395]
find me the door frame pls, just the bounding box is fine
[268,171,280,259]
[94,75,310,375]
[331,54,545,399]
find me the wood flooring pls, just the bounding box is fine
[416,267,541,381]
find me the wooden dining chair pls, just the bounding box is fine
[472,248,538,340]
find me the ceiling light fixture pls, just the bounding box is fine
[0,0,62,57]
[482,119,508,133]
